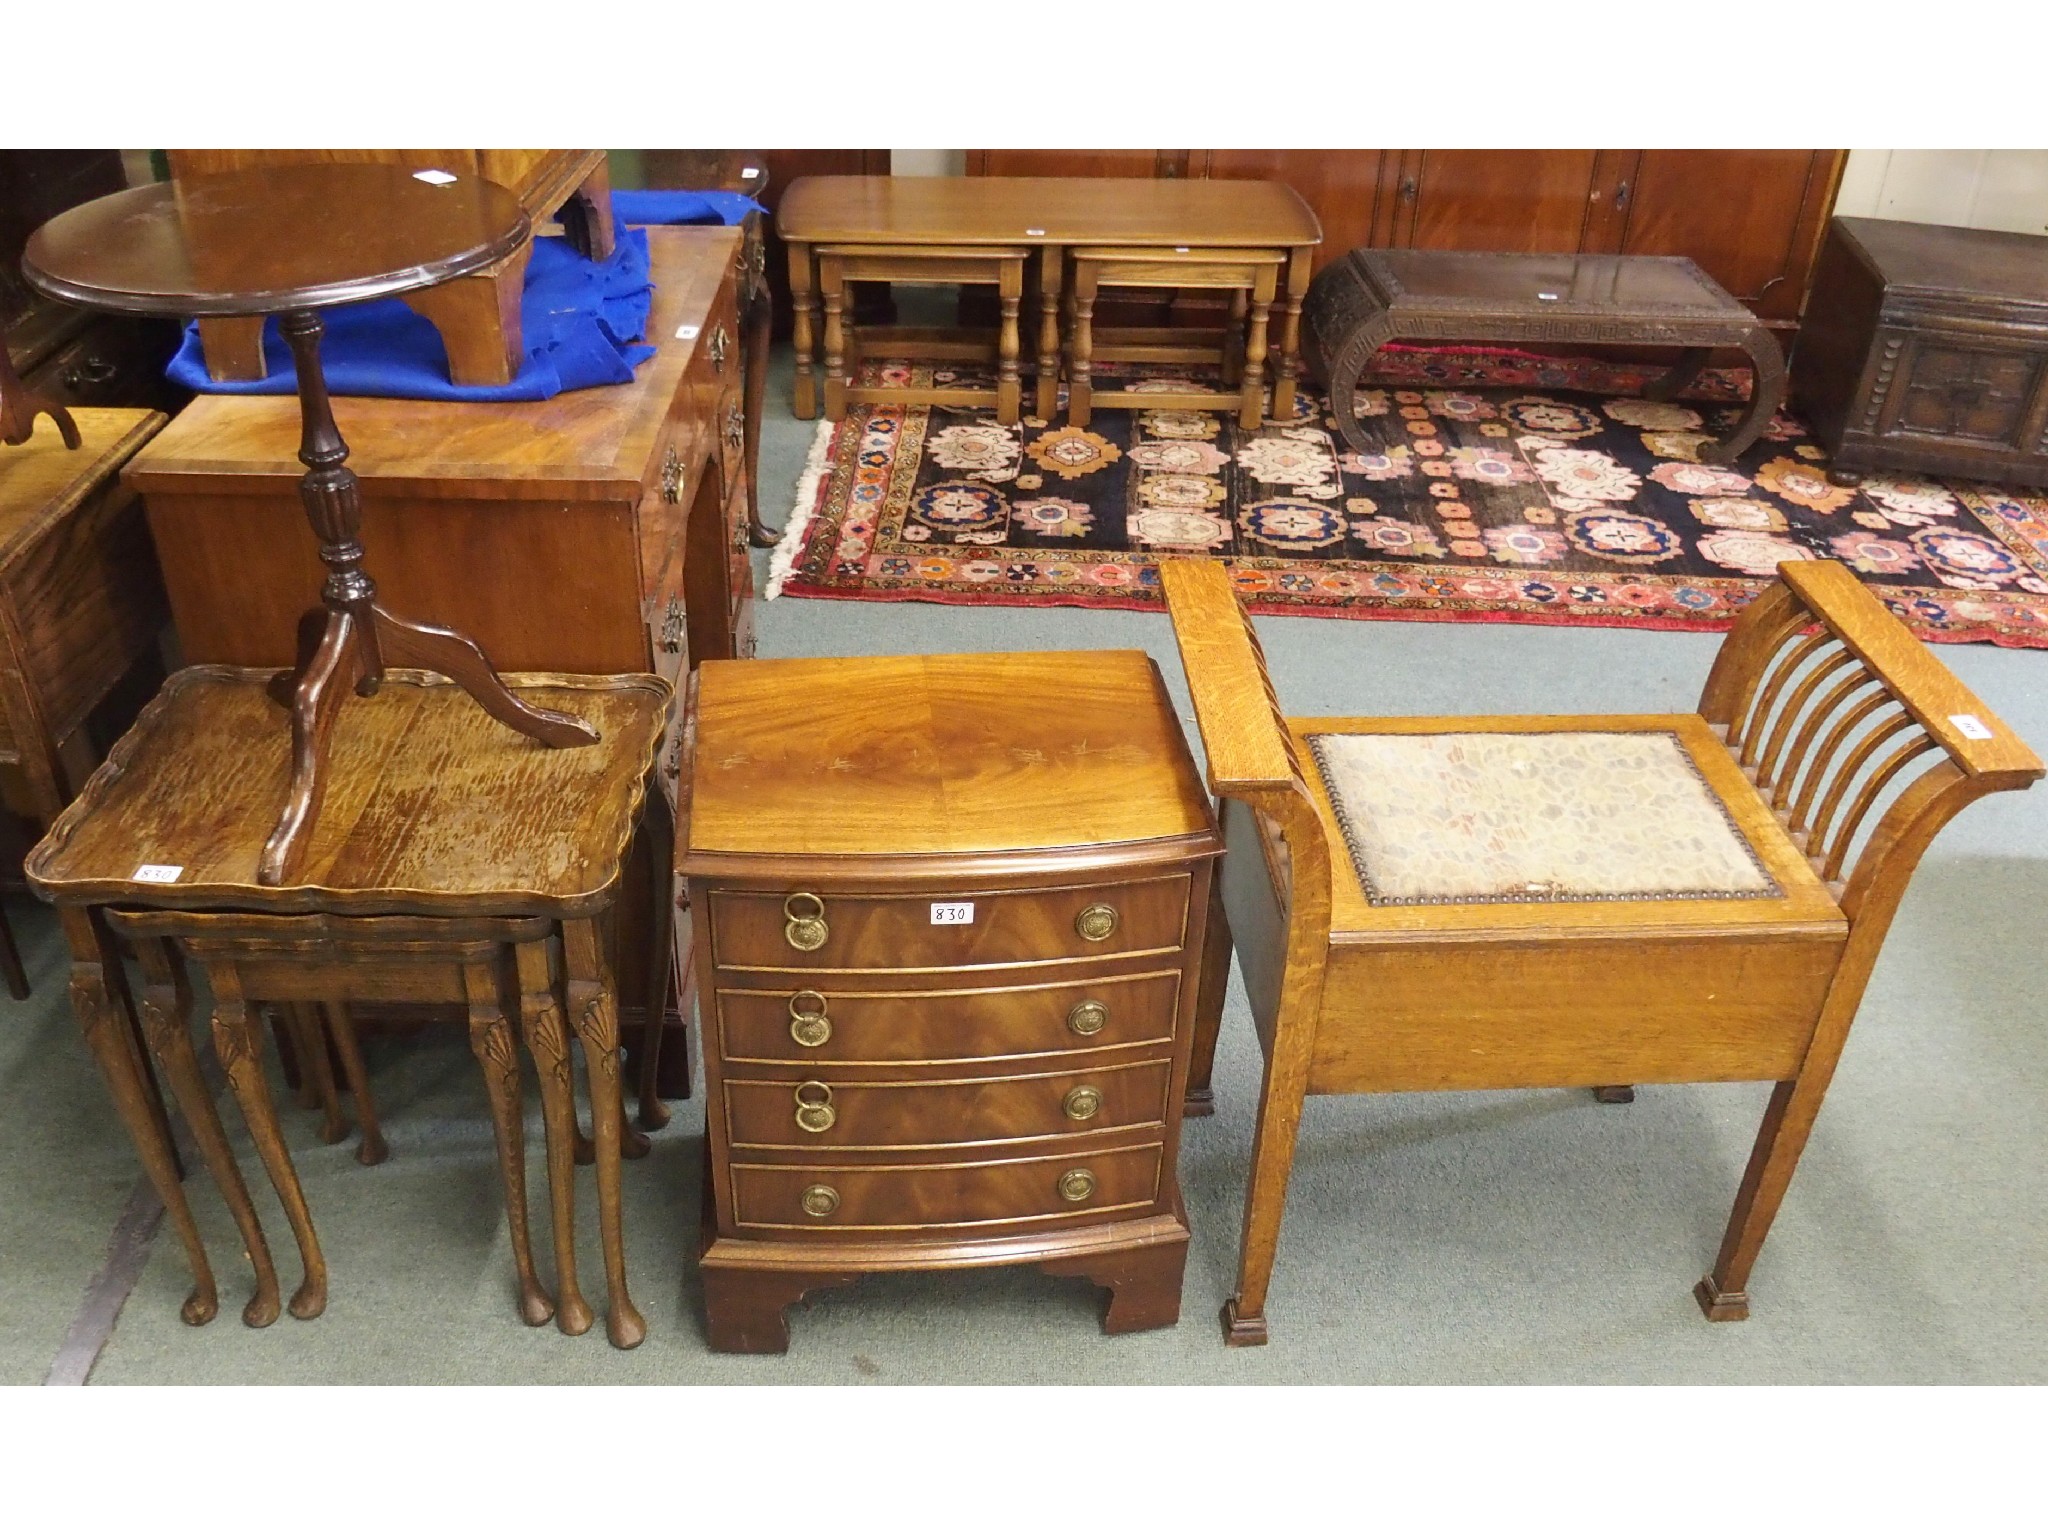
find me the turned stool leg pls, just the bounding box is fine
[1240,270,1275,431]
[60,910,220,1327]
[463,959,554,1327]
[206,969,327,1320]
[790,240,820,421]
[133,940,286,1329]
[515,938,593,1336]
[564,918,646,1350]
[1035,248,1063,420]
[1273,247,1310,422]
[1222,290,1248,389]
[321,1002,387,1165]
[1068,264,1097,429]
[820,253,848,424]
[996,257,1023,426]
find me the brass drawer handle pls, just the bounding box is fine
[1058,1168,1097,1203]
[784,892,828,951]
[1062,1086,1102,1122]
[788,990,831,1049]
[793,1080,836,1134]
[659,596,684,654]
[1075,904,1118,942]
[801,1184,839,1218]
[710,325,730,372]
[1066,999,1107,1037]
[660,444,683,505]
[724,400,745,454]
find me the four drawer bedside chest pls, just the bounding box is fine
[682,650,1225,1352]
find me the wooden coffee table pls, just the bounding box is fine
[778,175,1321,423]
[1306,249,1786,465]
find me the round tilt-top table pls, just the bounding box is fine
[23,164,602,886]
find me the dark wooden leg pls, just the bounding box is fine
[1325,311,1398,456]
[1186,874,1231,1118]
[59,910,218,1327]
[464,959,554,1327]
[514,939,593,1337]
[564,918,645,1349]
[261,604,366,887]
[209,974,326,1320]
[700,1265,858,1354]
[1592,1085,1636,1104]
[399,246,529,388]
[560,158,616,261]
[1645,346,1712,402]
[321,1002,386,1165]
[637,789,675,1132]
[1042,1237,1188,1334]
[1700,327,1787,465]
[135,942,284,1328]
[286,1002,349,1145]
[743,273,779,546]
[371,605,599,748]
[0,905,29,1001]
[272,1005,314,1108]
[193,315,269,383]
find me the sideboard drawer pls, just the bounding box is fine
[723,1058,1173,1152]
[715,968,1183,1065]
[706,875,1192,972]
[729,1143,1165,1233]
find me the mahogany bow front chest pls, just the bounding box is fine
[1792,216,2048,489]
[682,650,1224,1352]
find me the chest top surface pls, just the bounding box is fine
[122,225,741,502]
[0,406,163,567]
[1836,216,2048,308]
[23,165,529,318]
[684,650,1217,866]
[26,666,670,915]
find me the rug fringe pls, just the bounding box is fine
[766,417,839,600]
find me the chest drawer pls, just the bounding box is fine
[706,874,1192,973]
[715,968,1181,1065]
[724,1058,1173,1152]
[729,1142,1164,1233]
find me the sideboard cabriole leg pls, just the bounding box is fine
[206,969,327,1320]
[515,938,593,1337]
[133,938,283,1329]
[464,959,554,1327]
[564,918,646,1349]
[59,909,219,1327]
[321,1001,387,1165]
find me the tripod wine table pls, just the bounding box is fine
[22,164,602,885]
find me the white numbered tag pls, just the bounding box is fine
[133,864,183,883]
[929,902,974,925]
[675,324,700,341]
[1949,713,1994,741]
[412,169,458,186]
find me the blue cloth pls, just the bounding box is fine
[166,188,763,403]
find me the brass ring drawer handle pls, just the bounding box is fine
[1075,904,1118,942]
[784,892,828,951]
[1062,1086,1102,1122]
[1058,1168,1097,1203]
[794,1080,836,1134]
[801,1184,839,1218]
[1066,999,1107,1037]
[789,990,831,1048]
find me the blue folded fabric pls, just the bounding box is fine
[165,187,763,403]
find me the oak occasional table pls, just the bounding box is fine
[22,163,601,888]
[778,175,1322,425]
[25,666,670,1346]
[1306,248,1787,465]
[684,650,1225,1352]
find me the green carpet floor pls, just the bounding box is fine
[6,344,2045,1383]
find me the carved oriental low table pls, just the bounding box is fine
[1306,248,1787,465]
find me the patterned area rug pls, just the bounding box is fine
[769,349,2048,647]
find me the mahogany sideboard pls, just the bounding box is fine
[1792,216,2048,489]
[969,150,1847,332]
[121,225,756,1089]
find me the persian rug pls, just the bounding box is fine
[767,350,2048,648]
